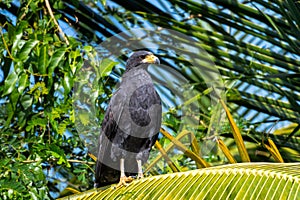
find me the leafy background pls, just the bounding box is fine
[0,0,299,199]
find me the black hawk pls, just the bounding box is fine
[95,51,162,187]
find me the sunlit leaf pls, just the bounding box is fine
[38,45,48,75]
[17,72,28,94]
[2,70,18,96]
[17,39,39,61]
[99,58,118,78]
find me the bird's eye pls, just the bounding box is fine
[140,55,147,59]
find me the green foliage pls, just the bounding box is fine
[0,0,96,198]
[0,160,48,200]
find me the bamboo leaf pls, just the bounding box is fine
[217,138,237,164]
[145,130,196,172]
[160,128,210,168]
[154,141,179,172]
[265,138,284,163]
[220,99,250,162]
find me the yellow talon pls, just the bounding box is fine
[116,176,133,188]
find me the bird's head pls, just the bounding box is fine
[125,51,160,71]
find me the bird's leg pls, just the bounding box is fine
[116,158,133,187]
[137,159,144,179]
[120,158,126,178]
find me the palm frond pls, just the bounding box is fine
[59,163,300,200]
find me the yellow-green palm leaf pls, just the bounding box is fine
[60,163,300,200]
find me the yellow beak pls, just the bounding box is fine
[142,54,160,64]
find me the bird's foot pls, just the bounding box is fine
[116,176,133,188]
[137,172,144,179]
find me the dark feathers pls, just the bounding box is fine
[95,51,161,187]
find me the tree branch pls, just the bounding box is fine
[45,0,69,45]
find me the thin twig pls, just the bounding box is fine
[22,158,95,165]
[0,25,13,60]
[45,0,69,45]
[24,69,48,77]
[19,0,33,21]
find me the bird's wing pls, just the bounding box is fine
[128,85,162,163]
[95,88,127,187]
